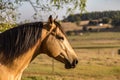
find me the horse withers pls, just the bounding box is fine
[0,15,78,80]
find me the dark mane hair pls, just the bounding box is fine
[0,22,43,63]
[0,21,64,64]
[54,21,65,35]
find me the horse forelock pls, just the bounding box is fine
[0,22,43,64]
[54,21,65,35]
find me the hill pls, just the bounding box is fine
[63,10,120,26]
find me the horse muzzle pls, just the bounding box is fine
[65,59,78,69]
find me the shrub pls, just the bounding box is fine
[0,23,16,32]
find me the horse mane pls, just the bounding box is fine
[0,22,43,64]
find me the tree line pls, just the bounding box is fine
[64,10,120,26]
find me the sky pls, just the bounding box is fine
[18,0,120,22]
[86,0,120,12]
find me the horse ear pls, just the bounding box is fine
[54,16,58,21]
[48,15,56,32]
[48,15,53,24]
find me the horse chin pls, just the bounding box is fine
[65,64,72,69]
[65,64,76,69]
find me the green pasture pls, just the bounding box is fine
[22,32,120,80]
[68,32,120,48]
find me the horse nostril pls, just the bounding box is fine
[76,59,78,64]
[74,59,78,65]
[72,59,78,68]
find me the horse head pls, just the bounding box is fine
[40,15,78,69]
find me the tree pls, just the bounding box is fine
[0,0,87,23]
[0,0,20,23]
[112,15,120,26]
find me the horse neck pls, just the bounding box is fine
[0,40,41,80]
[0,28,49,80]
[2,38,42,80]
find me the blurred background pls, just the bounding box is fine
[0,0,120,80]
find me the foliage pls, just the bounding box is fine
[0,23,16,32]
[0,0,87,22]
[64,10,120,26]
[0,0,87,30]
[111,15,120,26]
[101,17,111,24]
[50,0,86,13]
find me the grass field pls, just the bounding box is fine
[68,32,120,48]
[22,32,120,80]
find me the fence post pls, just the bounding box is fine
[52,59,54,73]
[118,49,120,55]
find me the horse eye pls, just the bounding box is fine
[56,35,64,40]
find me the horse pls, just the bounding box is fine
[0,15,78,80]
